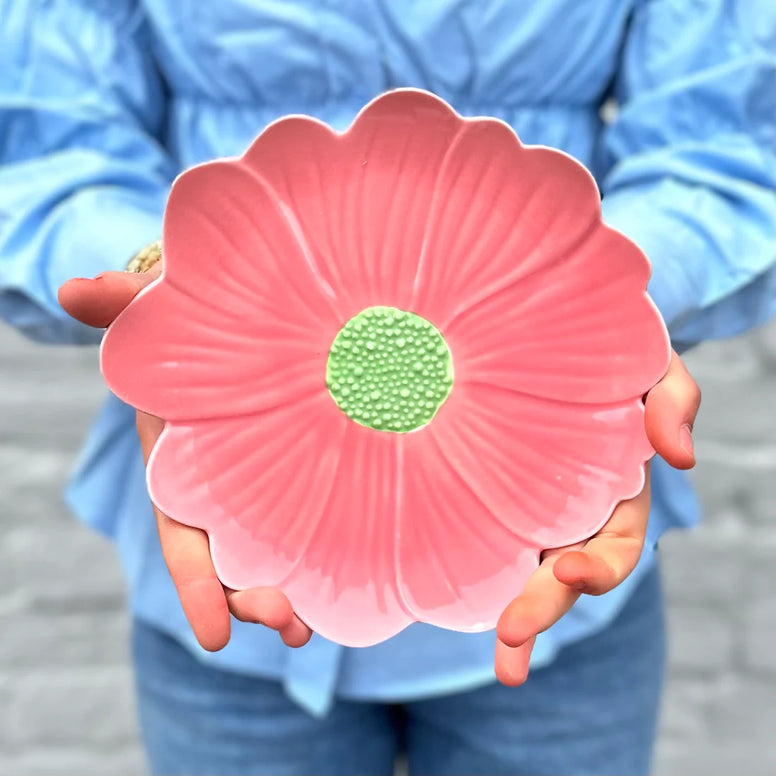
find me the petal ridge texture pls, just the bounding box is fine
[101,89,671,646]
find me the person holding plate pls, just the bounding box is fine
[1,1,773,774]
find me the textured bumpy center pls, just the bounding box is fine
[326,307,454,432]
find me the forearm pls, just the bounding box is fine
[0,0,174,344]
[599,0,775,347]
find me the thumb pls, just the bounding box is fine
[644,350,701,470]
[58,267,161,328]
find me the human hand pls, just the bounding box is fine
[59,268,313,651]
[495,351,700,685]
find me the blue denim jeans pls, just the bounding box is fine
[132,565,665,776]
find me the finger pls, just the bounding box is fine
[499,467,651,648]
[136,410,231,652]
[137,404,309,650]
[58,267,161,328]
[155,509,232,652]
[225,588,312,646]
[645,349,701,469]
[553,465,651,595]
[137,411,311,650]
[278,617,314,648]
[226,587,294,628]
[494,636,535,686]
[136,410,165,463]
[496,549,584,648]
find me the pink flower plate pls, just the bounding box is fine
[101,89,671,647]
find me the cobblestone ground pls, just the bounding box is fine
[0,320,774,775]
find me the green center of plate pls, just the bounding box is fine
[326,307,454,432]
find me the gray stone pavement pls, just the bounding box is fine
[0,319,774,775]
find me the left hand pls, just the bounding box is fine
[495,350,701,685]
[59,269,313,652]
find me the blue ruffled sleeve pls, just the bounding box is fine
[600,0,775,348]
[0,0,174,344]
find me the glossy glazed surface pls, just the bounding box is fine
[101,90,671,647]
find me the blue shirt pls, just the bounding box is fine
[1,0,774,717]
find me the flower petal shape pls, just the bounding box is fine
[409,122,602,327]
[147,394,414,646]
[101,280,330,421]
[446,223,669,404]
[395,382,650,630]
[100,89,672,647]
[406,116,668,403]
[242,90,462,318]
[102,161,341,421]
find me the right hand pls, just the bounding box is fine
[59,267,313,652]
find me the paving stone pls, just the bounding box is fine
[0,747,146,776]
[660,531,744,606]
[683,334,768,383]
[740,545,776,674]
[753,319,776,367]
[655,739,776,776]
[657,674,713,742]
[664,603,736,673]
[0,611,129,668]
[742,600,776,674]
[4,667,139,748]
[689,458,776,528]
[1,525,126,610]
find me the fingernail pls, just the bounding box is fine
[68,274,104,284]
[679,423,694,458]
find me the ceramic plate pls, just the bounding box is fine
[101,89,671,647]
